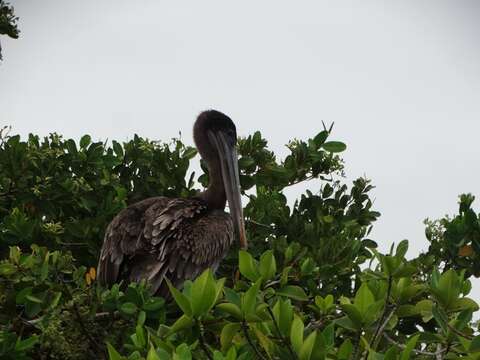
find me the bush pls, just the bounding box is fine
[0,126,478,359]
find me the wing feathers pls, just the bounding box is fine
[97,196,234,297]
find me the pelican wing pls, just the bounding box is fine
[97,197,168,285]
[98,197,234,297]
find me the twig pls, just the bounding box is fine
[369,276,393,351]
[242,321,267,360]
[446,321,474,340]
[286,176,315,188]
[196,319,213,360]
[57,241,89,246]
[246,219,274,230]
[435,344,444,360]
[266,305,297,359]
[352,333,361,360]
[370,304,396,352]
[264,279,282,288]
[383,333,447,357]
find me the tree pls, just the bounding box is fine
[0,1,19,61]
[0,127,478,359]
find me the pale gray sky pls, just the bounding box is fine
[1,0,480,293]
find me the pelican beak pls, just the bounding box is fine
[208,130,248,249]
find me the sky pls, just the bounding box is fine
[1,1,480,293]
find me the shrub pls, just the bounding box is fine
[0,127,478,359]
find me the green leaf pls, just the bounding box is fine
[213,351,224,360]
[120,302,138,315]
[451,297,479,312]
[252,325,274,357]
[354,283,375,316]
[143,298,165,312]
[313,131,329,147]
[321,323,334,348]
[311,331,326,360]
[276,285,308,301]
[259,250,276,281]
[80,135,91,149]
[135,325,146,348]
[221,323,241,352]
[242,279,262,316]
[191,269,217,317]
[112,140,124,157]
[290,315,304,355]
[435,269,461,308]
[469,335,480,352]
[415,299,433,322]
[322,141,346,153]
[215,278,226,303]
[225,347,237,360]
[392,263,417,278]
[166,279,192,317]
[107,342,124,360]
[147,346,161,360]
[216,303,243,320]
[50,291,62,309]
[169,314,193,334]
[175,343,192,360]
[337,339,353,359]
[239,250,260,282]
[384,347,399,360]
[396,304,419,318]
[16,287,33,304]
[432,305,449,333]
[15,335,38,352]
[0,262,16,275]
[299,330,317,360]
[395,240,409,259]
[400,334,419,360]
[340,304,363,329]
[65,139,78,154]
[274,299,294,336]
[26,294,43,304]
[137,311,146,326]
[238,156,255,168]
[365,300,385,326]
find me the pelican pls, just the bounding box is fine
[97,110,247,296]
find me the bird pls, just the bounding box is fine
[97,110,247,297]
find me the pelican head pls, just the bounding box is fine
[194,110,247,249]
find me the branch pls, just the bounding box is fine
[196,319,213,360]
[435,344,444,360]
[383,333,447,357]
[373,306,396,350]
[369,276,393,350]
[242,321,267,360]
[352,333,361,360]
[266,304,297,360]
[446,321,474,340]
[246,219,274,230]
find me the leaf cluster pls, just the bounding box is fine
[0,1,19,61]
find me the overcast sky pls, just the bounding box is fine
[1,0,479,293]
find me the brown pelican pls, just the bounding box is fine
[97,110,247,296]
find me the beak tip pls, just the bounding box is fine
[239,233,248,250]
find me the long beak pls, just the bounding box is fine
[207,131,248,249]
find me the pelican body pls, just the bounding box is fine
[97,110,247,296]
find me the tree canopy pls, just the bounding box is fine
[0,1,19,61]
[0,126,479,359]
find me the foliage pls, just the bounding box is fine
[424,193,480,277]
[0,127,479,359]
[0,1,19,61]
